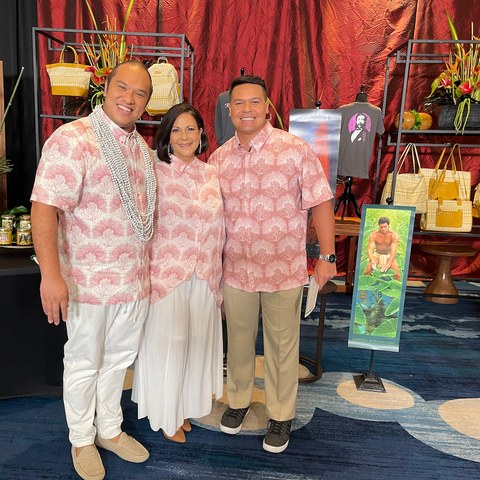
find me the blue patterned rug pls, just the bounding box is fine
[1,291,480,479]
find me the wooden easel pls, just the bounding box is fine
[0,61,7,212]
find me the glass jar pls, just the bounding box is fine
[19,214,31,230]
[1,214,15,230]
[16,228,32,246]
[0,226,12,245]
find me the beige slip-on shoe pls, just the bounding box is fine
[95,432,149,463]
[71,445,105,480]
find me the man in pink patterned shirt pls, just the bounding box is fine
[31,61,154,480]
[209,75,337,453]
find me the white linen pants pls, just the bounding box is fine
[64,298,148,447]
[132,273,223,436]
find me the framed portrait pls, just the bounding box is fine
[348,205,415,352]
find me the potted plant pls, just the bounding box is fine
[424,12,480,133]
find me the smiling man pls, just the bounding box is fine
[209,75,336,453]
[363,216,400,281]
[31,60,155,480]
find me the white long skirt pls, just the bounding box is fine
[132,272,223,436]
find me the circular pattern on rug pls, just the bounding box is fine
[337,380,415,410]
[439,398,480,440]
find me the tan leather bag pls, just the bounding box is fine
[421,197,472,232]
[422,144,471,201]
[46,46,92,98]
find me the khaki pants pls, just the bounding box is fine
[223,283,303,421]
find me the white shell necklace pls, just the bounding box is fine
[89,105,156,242]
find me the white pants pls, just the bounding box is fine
[63,298,148,447]
[132,273,223,436]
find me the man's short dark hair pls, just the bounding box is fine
[378,217,390,226]
[229,75,268,100]
[106,60,153,98]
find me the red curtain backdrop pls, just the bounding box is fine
[37,0,480,279]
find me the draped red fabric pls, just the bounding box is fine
[37,0,480,279]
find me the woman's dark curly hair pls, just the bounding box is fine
[154,103,209,164]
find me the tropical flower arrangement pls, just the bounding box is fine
[64,0,136,116]
[424,12,480,132]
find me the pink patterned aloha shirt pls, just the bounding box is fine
[209,122,332,293]
[30,109,151,305]
[150,155,225,307]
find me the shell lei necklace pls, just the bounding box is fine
[89,105,156,242]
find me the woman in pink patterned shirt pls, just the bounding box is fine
[132,104,225,443]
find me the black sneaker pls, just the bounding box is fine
[220,407,250,434]
[262,419,292,453]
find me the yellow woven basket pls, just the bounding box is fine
[46,46,92,98]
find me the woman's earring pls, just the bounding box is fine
[196,143,202,155]
[168,143,174,155]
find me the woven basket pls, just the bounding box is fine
[46,46,92,98]
[438,103,480,131]
[146,59,180,116]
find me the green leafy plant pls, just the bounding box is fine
[425,11,480,132]
[355,270,402,337]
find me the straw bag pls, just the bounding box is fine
[422,144,471,201]
[380,143,427,213]
[473,185,480,218]
[420,198,472,232]
[146,58,180,116]
[46,46,92,97]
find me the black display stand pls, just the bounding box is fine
[299,280,337,383]
[334,176,361,219]
[353,350,386,393]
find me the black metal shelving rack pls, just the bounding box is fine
[374,38,480,240]
[32,27,195,162]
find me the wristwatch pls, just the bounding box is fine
[319,253,337,264]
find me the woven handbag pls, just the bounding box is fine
[422,144,471,201]
[46,46,92,97]
[380,143,427,213]
[473,185,480,218]
[420,198,472,232]
[146,58,181,116]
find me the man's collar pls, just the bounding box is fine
[234,122,273,153]
[99,106,137,143]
